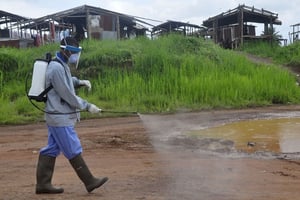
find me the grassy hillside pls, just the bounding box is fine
[1,34,300,124]
[241,41,300,67]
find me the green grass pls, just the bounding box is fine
[241,40,300,67]
[1,34,300,124]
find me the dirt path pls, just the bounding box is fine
[244,52,300,83]
[1,105,300,200]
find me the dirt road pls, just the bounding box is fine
[1,106,300,200]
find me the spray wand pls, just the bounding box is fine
[100,109,139,116]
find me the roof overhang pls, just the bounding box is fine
[0,10,29,26]
[16,5,149,31]
[203,5,282,28]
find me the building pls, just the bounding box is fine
[289,23,300,44]
[0,10,33,48]
[1,5,150,47]
[203,4,282,48]
[151,20,206,38]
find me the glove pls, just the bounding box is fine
[79,80,91,91]
[88,104,101,114]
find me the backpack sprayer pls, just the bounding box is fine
[27,53,54,102]
[25,52,74,114]
[26,53,138,116]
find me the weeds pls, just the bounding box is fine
[1,34,300,124]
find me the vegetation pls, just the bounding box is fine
[241,40,300,67]
[1,34,300,124]
[261,27,282,46]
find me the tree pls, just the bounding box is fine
[262,27,282,45]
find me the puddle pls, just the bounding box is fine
[189,118,300,154]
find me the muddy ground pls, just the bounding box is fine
[1,105,300,200]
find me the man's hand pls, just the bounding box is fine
[79,80,91,91]
[88,104,101,114]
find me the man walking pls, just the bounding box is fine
[35,36,108,194]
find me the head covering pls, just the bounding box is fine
[60,37,82,53]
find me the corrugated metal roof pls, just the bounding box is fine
[0,10,29,26]
[17,5,148,31]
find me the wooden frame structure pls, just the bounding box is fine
[151,20,206,38]
[290,23,300,43]
[1,5,150,47]
[0,10,34,48]
[203,4,282,48]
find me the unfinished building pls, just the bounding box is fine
[0,10,33,48]
[151,20,206,38]
[0,5,149,47]
[289,23,300,43]
[203,4,282,48]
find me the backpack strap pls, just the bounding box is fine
[35,58,65,102]
[36,85,53,102]
[52,57,64,66]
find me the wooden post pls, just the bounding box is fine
[293,25,295,43]
[264,23,268,35]
[239,6,244,46]
[116,15,120,40]
[86,8,91,39]
[213,19,218,43]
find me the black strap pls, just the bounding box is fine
[52,58,64,66]
[36,85,53,102]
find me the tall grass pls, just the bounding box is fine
[241,41,300,66]
[1,34,300,124]
[0,70,3,97]
[89,46,299,113]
